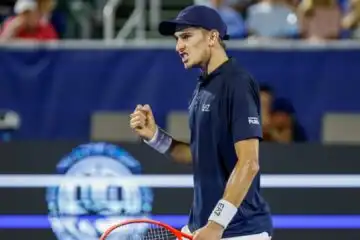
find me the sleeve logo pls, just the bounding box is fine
[248,117,260,125]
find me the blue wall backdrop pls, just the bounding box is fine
[0,46,359,140]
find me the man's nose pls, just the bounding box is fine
[176,40,185,53]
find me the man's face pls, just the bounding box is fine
[174,27,211,69]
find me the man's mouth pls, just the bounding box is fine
[180,53,189,63]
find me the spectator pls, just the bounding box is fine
[338,0,350,11]
[0,0,58,41]
[297,0,342,41]
[37,0,55,23]
[246,0,299,38]
[0,110,21,142]
[270,98,307,143]
[259,84,274,141]
[286,0,301,9]
[342,0,360,39]
[37,0,65,37]
[227,0,255,16]
[197,0,246,38]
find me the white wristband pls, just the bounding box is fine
[144,126,172,154]
[208,199,238,229]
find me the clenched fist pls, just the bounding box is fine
[129,104,157,141]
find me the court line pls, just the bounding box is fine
[0,174,359,188]
[0,215,359,229]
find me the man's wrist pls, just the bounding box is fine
[144,126,159,144]
[208,199,238,229]
[143,126,172,154]
[207,220,225,231]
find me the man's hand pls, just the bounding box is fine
[129,104,157,141]
[193,221,224,240]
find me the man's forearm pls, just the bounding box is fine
[207,158,259,230]
[167,139,192,164]
[222,158,259,207]
[208,139,260,230]
[222,140,260,206]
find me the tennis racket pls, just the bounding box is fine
[100,219,193,240]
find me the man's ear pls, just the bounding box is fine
[208,31,219,47]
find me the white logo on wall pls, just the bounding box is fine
[46,142,153,240]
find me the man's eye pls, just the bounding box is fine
[182,35,190,40]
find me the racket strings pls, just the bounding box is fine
[107,223,178,240]
[143,225,177,240]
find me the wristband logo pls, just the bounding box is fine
[46,142,154,240]
[214,203,224,216]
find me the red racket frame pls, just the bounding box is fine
[100,218,193,240]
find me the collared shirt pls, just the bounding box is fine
[188,58,273,238]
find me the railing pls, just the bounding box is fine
[103,0,122,40]
[69,0,94,39]
[2,39,360,49]
[149,0,161,32]
[103,0,161,41]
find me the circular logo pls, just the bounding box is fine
[46,142,153,240]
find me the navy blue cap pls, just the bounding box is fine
[158,5,229,40]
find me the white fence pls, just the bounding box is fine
[1,39,360,50]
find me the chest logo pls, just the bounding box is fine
[201,104,211,112]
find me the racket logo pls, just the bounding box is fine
[46,142,154,240]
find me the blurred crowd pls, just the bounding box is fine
[1,0,360,41]
[200,0,360,41]
[0,0,59,40]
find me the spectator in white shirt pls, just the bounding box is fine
[246,0,299,38]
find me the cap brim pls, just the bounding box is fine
[158,20,195,36]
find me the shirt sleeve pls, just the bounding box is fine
[227,73,263,143]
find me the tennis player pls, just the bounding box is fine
[129,5,272,240]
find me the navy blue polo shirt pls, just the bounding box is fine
[187,58,273,238]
